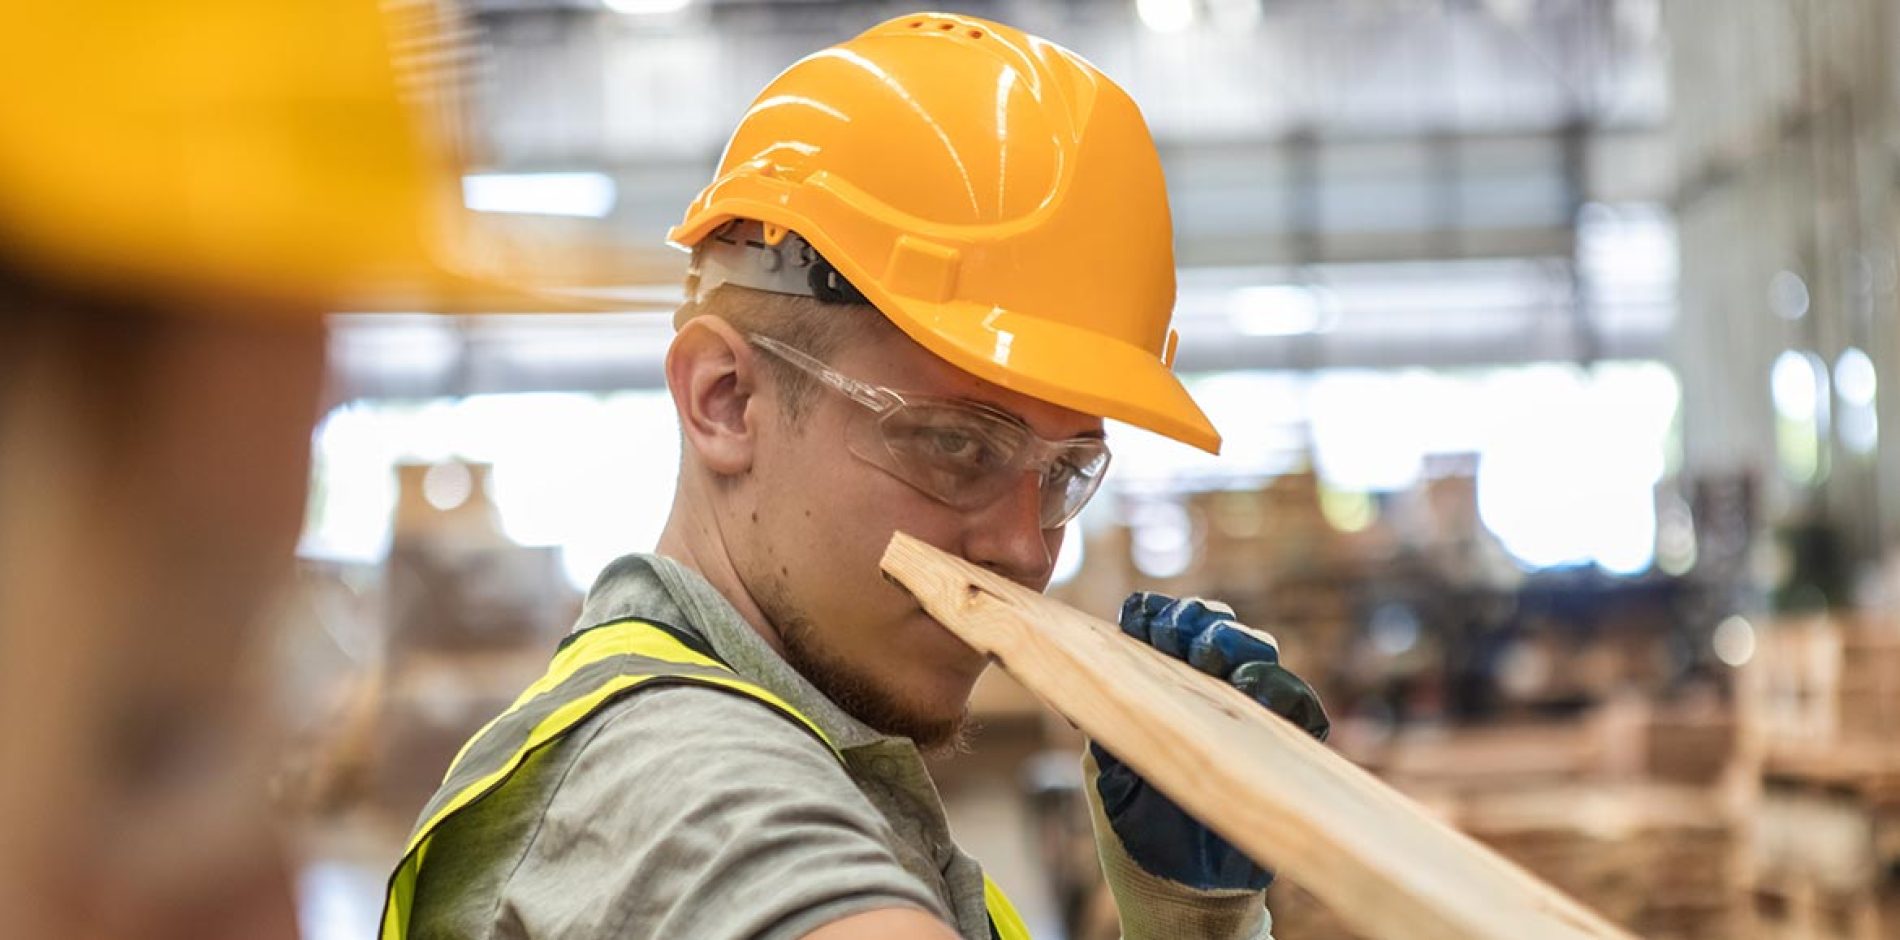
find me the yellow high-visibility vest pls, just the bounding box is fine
[381,618,1032,940]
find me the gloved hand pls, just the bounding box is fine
[1091,592,1330,892]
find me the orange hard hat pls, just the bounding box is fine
[0,0,599,315]
[670,12,1221,454]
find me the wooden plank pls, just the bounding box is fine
[880,532,1635,940]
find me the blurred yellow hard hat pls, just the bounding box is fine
[0,0,579,314]
[670,12,1220,454]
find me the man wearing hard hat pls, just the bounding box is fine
[387,13,1328,940]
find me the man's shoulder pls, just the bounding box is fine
[572,551,717,641]
[411,666,926,940]
[573,680,844,774]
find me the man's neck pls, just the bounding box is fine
[654,486,788,657]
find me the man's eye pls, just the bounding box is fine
[1044,456,1080,485]
[924,428,983,461]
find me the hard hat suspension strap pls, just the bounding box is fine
[687,220,871,307]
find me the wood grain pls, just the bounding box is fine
[880,532,1635,940]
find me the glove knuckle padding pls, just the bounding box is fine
[1230,663,1332,742]
[1154,596,1229,659]
[1118,591,1171,640]
[1188,622,1280,676]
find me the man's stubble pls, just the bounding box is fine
[755,573,974,755]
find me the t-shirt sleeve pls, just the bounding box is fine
[491,685,948,940]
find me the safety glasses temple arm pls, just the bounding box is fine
[746,334,894,411]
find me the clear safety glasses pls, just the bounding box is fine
[748,334,1112,529]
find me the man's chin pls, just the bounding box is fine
[870,667,986,751]
[782,638,973,750]
[827,676,975,752]
[881,706,974,755]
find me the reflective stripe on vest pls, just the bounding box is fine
[380,618,1031,940]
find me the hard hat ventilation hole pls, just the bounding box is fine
[909,20,922,28]
[937,22,954,30]
[968,29,984,38]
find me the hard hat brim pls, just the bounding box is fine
[881,297,1223,456]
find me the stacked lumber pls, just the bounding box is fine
[1288,717,1745,938]
[1367,722,1604,791]
[1836,620,1900,742]
[1458,785,1741,939]
[1752,747,1900,940]
[1641,707,1740,785]
[1264,783,1743,940]
[1755,613,1900,747]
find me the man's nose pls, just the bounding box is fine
[962,469,1056,589]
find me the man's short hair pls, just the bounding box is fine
[676,284,890,424]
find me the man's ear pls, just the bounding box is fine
[665,315,765,476]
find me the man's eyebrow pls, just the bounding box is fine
[948,393,1107,442]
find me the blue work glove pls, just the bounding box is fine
[1091,592,1330,892]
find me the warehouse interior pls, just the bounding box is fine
[80,0,1899,937]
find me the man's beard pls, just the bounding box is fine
[766,593,974,754]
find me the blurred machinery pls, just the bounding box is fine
[279,459,578,827]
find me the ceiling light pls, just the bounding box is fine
[604,0,690,15]
[462,172,617,218]
[1226,284,1337,336]
[1136,0,1196,34]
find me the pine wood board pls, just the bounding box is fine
[880,532,1635,940]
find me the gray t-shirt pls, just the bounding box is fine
[408,553,995,940]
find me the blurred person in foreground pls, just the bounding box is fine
[0,2,566,937]
[386,14,1328,940]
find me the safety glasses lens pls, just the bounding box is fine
[1038,445,1110,528]
[851,404,1112,528]
[869,404,1028,507]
